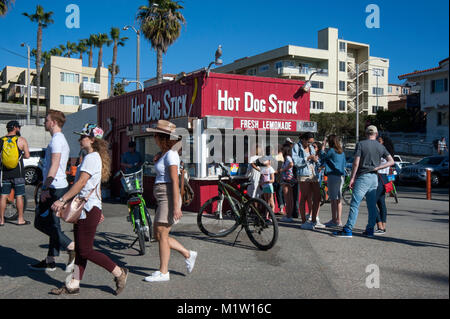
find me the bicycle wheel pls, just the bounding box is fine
[34,183,42,206]
[133,207,146,255]
[243,198,278,251]
[197,196,240,237]
[391,184,399,204]
[342,186,352,206]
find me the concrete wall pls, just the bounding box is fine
[0,124,51,149]
[62,106,98,158]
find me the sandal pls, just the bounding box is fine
[17,220,31,226]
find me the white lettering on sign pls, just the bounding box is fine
[235,119,296,131]
[220,91,297,115]
[130,91,187,124]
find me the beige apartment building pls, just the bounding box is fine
[0,56,109,115]
[214,27,389,115]
[387,84,411,102]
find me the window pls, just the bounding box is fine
[372,106,383,113]
[339,81,346,91]
[372,87,384,95]
[388,86,393,93]
[311,81,324,89]
[339,61,346,72]
[82,76,89,82]
[310,101,324,110]
[402,87,409,95]
[60,72,80,83]
[247,68,256,76]
[339,100,346,111]
[437,112,449,126]
[372,68,384,77]
[258,64,269,73]
[431,79,448,93]
[60,95,80,106]
[339,42,346,52]
[275,61,283,69]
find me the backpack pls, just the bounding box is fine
[1,136,21,170]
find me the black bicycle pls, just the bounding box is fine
[197,162,278,250]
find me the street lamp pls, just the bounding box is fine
[21,43,31,125]
[301,69,325,92]
[354,57,388,142]
[123,25,140,91]
[206,45,223,76]
[122,78,144,92]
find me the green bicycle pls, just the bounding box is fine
[116,162,153,255]
[197,162,279,251]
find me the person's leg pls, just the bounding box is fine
[365,175,380,234]
[282,184,293,218]
[299,182,309,223]
[330,200,337,223]
[13,178,26,224]
[375,179,384,229]
[154,223,189,274]
[292,182,299,218]
[343,175,371,232]
[0,195,7,225]
[311,181,321,222]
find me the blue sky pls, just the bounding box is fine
[1,0,448,91]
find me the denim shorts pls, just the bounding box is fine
[0,178,26,196]
[262,184,274,194]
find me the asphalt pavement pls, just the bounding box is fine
[0,184,448,300]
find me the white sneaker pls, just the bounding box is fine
[300,221,314,230]
[313,220,326,229]
[280,216,294,223]
[306,214,312,221]
[185,251,197,274]
[144,271,170,282]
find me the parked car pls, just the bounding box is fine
[23,147,46,185]
[399,155,449,186]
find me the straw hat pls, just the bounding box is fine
[146,120,181,140]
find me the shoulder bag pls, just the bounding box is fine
[56,184,99,224]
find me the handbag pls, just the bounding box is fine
[56,185,98,224]
[378,174,393,194]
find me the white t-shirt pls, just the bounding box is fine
[43,132,70,189]
[260,166,275,186]
[155,150,180,184]
[75,152,102,219]
[378,158,390,175]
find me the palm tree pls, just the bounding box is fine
[137,0,185,84]
[58,44,66,56]
[109,27,128,96]
[49,47,63,57]
[93,33,112,69]
[0,0,14,16]
[63,41,77,58]
[86,35,96,67]
[77,39,88,63]
[23,5,54,121]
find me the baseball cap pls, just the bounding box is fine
[365,125,378,135]
[74,123,104,139]
[285,138,294,144]
[6,120,21,131]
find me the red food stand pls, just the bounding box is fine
[98,71,315,212]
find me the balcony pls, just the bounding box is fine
[80,81,101,96]
[277,67,328,78]
[10,84,46,100]
[80,103,97,110]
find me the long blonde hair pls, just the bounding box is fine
[91,138,111,182]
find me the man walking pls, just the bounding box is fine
[0,121,30,226]
[334,126,394,238]
[30,110,75,272]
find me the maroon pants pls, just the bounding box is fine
[74,207,116,280]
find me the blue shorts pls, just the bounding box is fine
[262,184,274,194]
[0,178,26,196]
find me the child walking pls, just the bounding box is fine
[260,159,275,214]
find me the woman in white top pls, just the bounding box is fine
[375,135,395,234]
[50,124,128,296]
[144,120,197,283]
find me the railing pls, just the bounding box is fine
[80,103,97,110]
[80,81,101,95]
[277,67,328,77]
[13,84,46,98]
